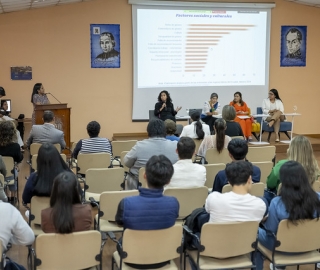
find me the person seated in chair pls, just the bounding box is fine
[212,138,261,193]
[164,119,180,141]
[26,110,66,150]
[115,154,179,269]
[72,120,112,159]
[166,137,206,189]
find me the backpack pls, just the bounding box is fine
[183,207,209,250]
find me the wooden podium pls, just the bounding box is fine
[34,104,71,151]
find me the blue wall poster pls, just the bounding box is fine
[11,66,32,80]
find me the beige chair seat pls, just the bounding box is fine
[113,252,178,270]
[85,191,100,202]
[94,215,123,232]
[188,251,253,269]
[258,243,320,266]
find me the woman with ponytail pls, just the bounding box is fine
[198,118,231,157]
[180,111,210,139]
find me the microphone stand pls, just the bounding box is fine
[46,93,62,104]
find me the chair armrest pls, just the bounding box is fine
[89,197,99,208]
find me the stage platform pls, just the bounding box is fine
[112,132,320,154]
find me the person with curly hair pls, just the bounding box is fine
[0,121,23,203]
[154,90,181,122]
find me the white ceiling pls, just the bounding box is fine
[0,0,319,14]
[0,0,94,14]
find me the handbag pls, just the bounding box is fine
[4,257,26,270]
[251,122,260,133]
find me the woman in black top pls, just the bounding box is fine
[154,90,181,122]
[222,105,244,137]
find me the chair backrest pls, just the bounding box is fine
[2,156,14,178]
[122,224,182,264]
[111,140,137,158]
[251,161,273,184]
[149,110,159,121]
[200,221,259,258]
[99,190,139,221]
[277,183,282,195]
[0,239,3,270]
[188,109,202,116]
[256,107,263,122]
[204,163,226,189]
[120,151,129,173]
[222,182,265,197]
[77,153,111,174]
[231,136,245,140]
[30,143,61,155]
[85,167,124,193]
[71,142,77,152]
[163,187,208,219]
[276,219,320,253]
[35,231,102,269]
[247,146,276,163]
[30,196,50,226]
[138,167,146,187]
[313,180,320,192]
[32,154,67,171]
[205,148,231,164]
[192,139,203,154]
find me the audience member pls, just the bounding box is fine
[0,109,24,148]
[116,155,179,269]
[0,201,34,264]
[72,120,112,159]
[26,110,66,150]
[41,171,92,233]
[180,111,210,139]
[166,137,206,188]
[222,105,244,137]
[22,143,70,204]
[164,119,179,141]
[0,121,23,203]
[124,119,178,189]
[197,118,231,157]
[212,138,261,192]
[265,135,319,203]
[206,161,266,223]
[256,161,320,269]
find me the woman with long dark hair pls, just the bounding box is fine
[180,111,210,140]
[0,121,23,203]
[154,90,181,122]
[31,83,49,125]
[197,118,231,157]
[22,143,70,204]
[41,171,92,233]
[230,92,252,141]
[256,161,320,269]
[262,88,285,142]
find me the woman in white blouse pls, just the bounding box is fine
[262,89,285,142]
[180,111,210,139]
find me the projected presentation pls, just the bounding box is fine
[137,9,267,88]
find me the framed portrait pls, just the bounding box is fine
[11,66,32,80]
[280,26,307,67]
[90,24,120,68]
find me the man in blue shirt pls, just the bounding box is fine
[212,138,261,192]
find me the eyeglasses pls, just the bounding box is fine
[268,93,274,96]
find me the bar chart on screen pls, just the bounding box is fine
[137,9,267,88]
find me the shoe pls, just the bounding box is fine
[270,263,285,270]
[275,138,280,142]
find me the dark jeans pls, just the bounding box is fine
[201,116,217,133]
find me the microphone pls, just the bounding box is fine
[163,102,167,111]
[46,92,62,104]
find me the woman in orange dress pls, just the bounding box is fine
[229,92,252,141]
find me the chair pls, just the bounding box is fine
[138,167,146,187]
[258,219,320,269]
[0,240,4,270]
[313,180,320,192]
[149,109,159,121]
[205,148,231,164]
[95,190,139,232]
[256,107,292,142]
[120,151,130,173]
[28,196,50,236]
[203,163,226,191]
[76,152,112,179]
[163,187,208,220]
[84,167,125,201]
[111,224,183,270]
[111,140,137,159]
[252,161,273,184]
[192,139,203,154]
[222,182,265,197]
[31,154,67,172]
[247,146,276,163]
[31,231,105,270]
[184,221,259,270]
[2,156,18,205]
[30,143,61,155]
